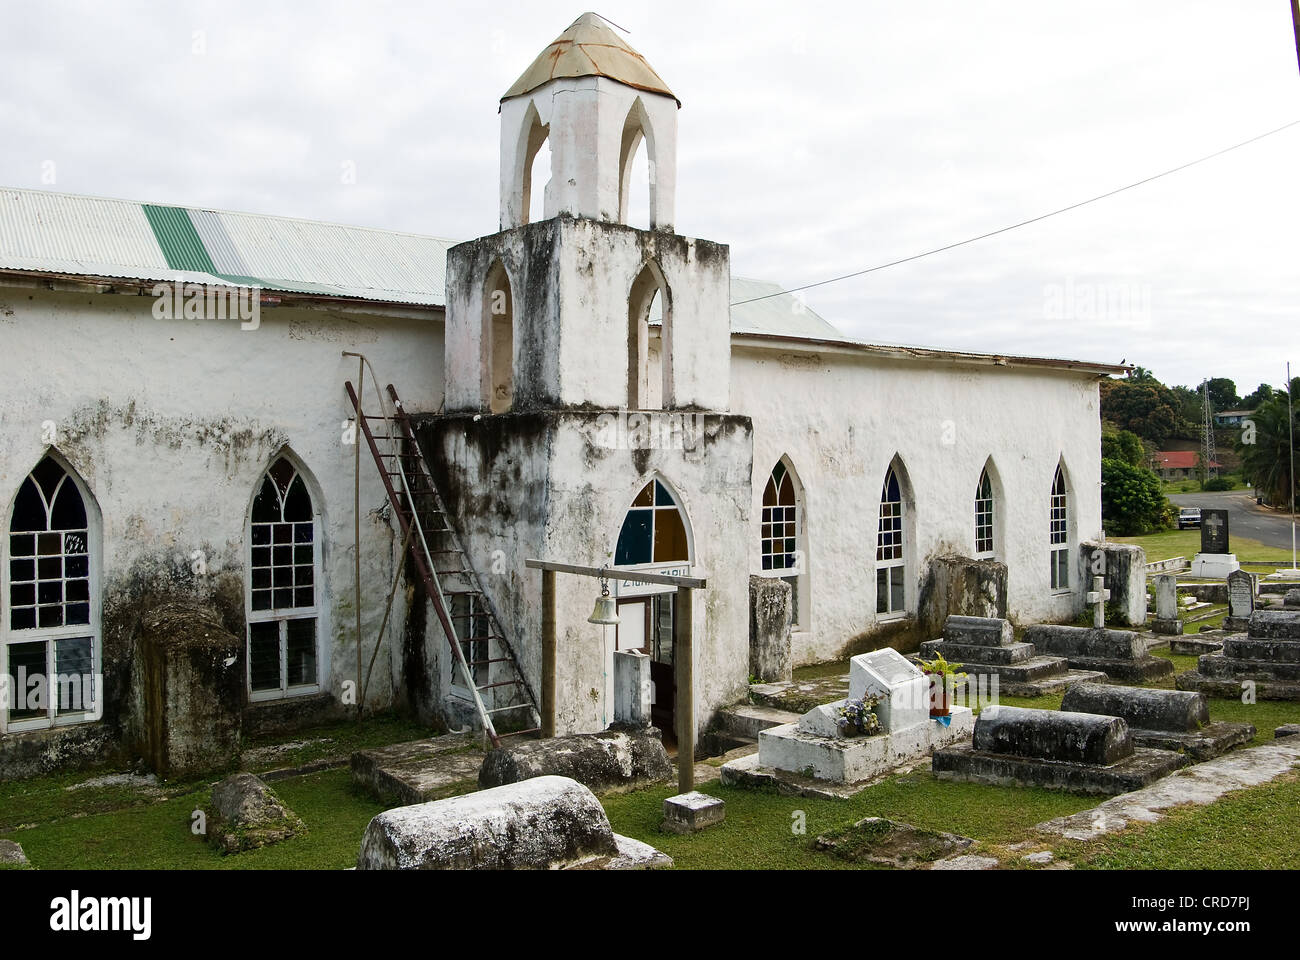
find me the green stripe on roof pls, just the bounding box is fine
[143,204,217,273]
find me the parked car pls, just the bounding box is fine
[1178,507,1201,529]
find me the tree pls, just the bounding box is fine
[1101,458,1173,535]
[1237,396,1298,508]
[1170,384,1204,426]
[1099,378,1195,447]
[1101,425,1147,467]
[1204,378,1239,412]
[1241,382,1273,409]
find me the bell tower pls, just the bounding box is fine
[498,12,679,231]
[428,15,752,740]
[442,12,731,415]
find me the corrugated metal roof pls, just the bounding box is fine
[501,13,679,106]
[0,187,453,305]
[728,277,852,341]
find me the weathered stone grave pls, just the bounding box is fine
[1023,623,1173,682]
[351,733,483,805]
[1060,683,1253,761]
[720,648,973,796]
[932,705,1187,795]
[1224,570,1256,632]
[749,575,792,683]
[1190,509,1240,578]
[918,615,1105,696]
[205,772,304,854]
[356,775,671,870]
[1151,573,1183,636]
[1178,609,1300,700]
[1080,542,1147,626]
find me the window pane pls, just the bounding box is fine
[876,568,888,614]
[652,507,688,563]
[615,511,653,566]
[7,640,47,722]
[891,566,905,611]
[55,636,94,714]
[286,618,317,687]
[249,621,281,691]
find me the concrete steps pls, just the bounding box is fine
[919,640,1036,665]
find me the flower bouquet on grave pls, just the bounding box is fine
[836,694,882,737]
[916,654,967,719]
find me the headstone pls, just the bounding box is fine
[1190,509,1239,578]
[1285,589,1300,608]
[849,648,927,733]
[1201,510,1229,554]
[1151,574,1182,635]
[1225,570,1256,631]
[612,650,652,729]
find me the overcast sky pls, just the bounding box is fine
[4,0,1298,394]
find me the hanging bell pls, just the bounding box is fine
[588,574,621,625]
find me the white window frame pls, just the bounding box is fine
[975,468,995,559]
[1050,465,1070,592]
[246,459,322,702]
[876,468,907,619]
[760,460,807,631]
[1,459,101,734]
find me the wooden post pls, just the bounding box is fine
[675,586,694,794]
[541,569,557,738]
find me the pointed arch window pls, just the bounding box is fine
[247,456,321,700]
[615,479,689,567]
[1050,464,1070,590]
[762,460,806,628]
[975,467,995,557]
[4,455,98,730]
[877,466,906,615]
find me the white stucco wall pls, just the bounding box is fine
[731,341,1104,665]
[0,282,444,724]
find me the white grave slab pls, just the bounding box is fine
[849,648,928,734]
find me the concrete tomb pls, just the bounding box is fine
[1224,570,1256,632]
[1059,683,1253,761]
[1151,574,1183,636]
[932,705,1188,795]
[356,775,671,870]
[612,649,653,730]
[720,648,973,793]
[478,728,672,794]
[1022,623,1174,683]
[1190,509,1240,578]
[1178,609,1300,700]
[919,615,1104,696]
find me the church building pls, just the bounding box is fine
[0,14,1124,776]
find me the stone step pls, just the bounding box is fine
[959,655,1071,683]
[1177,671,1300,702]
[1060,655,1175,683]
[1222,637,1300,663]
[999,669,1109,698]
[1196,656,1300,682]
[942,615,1013,647]
[921,640,1035,665]
[717,704,801,740]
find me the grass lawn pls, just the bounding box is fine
[1112,528,1292,565]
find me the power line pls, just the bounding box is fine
[731,119,1300,306]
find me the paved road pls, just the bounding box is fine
[1169,490,1298,552]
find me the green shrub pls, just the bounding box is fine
[1102,457,1174,536]
[1202,476,1233,492]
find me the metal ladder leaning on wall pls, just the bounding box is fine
[344,373,540,749]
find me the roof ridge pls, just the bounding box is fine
[0,185,460,246]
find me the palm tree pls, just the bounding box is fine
[1236,396,1297,508]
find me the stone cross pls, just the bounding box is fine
[1087,575,1111,628]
